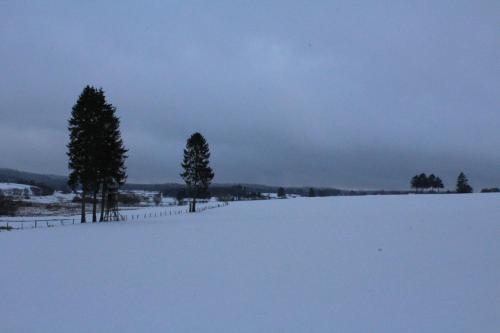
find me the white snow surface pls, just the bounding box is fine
[1,194,499,332]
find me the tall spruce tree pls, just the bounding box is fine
[180,132,214,213]
[456,172,473,193]
[97,102,128,221]
[68,86,100,223]
[68,86,127,223]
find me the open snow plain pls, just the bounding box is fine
[1,194,499,332]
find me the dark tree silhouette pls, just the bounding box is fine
[411,175,419,192]
[68,86,127,223]
[97,101,127,221]
[68,86,101,223]
[308,187,316,197]
[277,187,286,198]
[428,174,436,191]
[456,172,473,193]
[417,173,428,192]
[435,177,444,192]
[411,173,444,193]
[180,132,214,212]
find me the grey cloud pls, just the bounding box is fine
[0,0,498,188]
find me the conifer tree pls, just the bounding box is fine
[417,173,428,192]
[88,88,107,222]
[68,86,101,223]
[411,175,419,192]
[428,174,437,192]
[456,172,473,193]
[68,85,127,223]
[308,187,316,197]
[180,132,214,212]
[97,102,127,221]
[435,177,444,192]
[277,187,286,198]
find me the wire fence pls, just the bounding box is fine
[0,202,229,231]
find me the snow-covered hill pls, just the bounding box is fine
[0,182,36,198]
[0,182,34,192]
[1,194,499,332]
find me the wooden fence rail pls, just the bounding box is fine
[0,202,229,231]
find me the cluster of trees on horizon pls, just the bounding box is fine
[411,173,444,192]
[410,172,474,194]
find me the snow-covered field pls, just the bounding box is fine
[1,194,499,332]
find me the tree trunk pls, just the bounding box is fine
[92,189,98,222]
[191,197,196,213]
[81,189,87,223]
[99,184,107,222]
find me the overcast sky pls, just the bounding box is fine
[0,0,498,189]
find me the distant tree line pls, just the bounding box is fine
[0,168,70,192]
[218,185,264,201]
[14,179,55,196]
[480,187,499,193]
